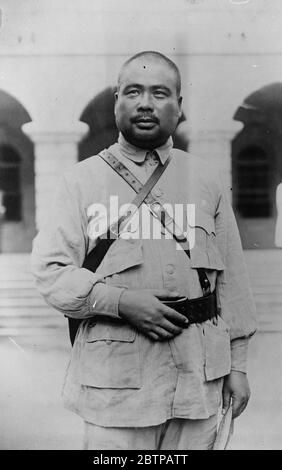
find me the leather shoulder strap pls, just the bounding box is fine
[99,150,172,237]
[99,150,171,202]
[99,150,211,296]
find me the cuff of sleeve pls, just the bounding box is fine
[230,338,249,373]
[88,282,127,319]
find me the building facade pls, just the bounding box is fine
[1,0,282,252]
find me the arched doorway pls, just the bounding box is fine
[0,91,35,252]
[79,87,188,161]
[232,83,282,249]
[0,145,22,222]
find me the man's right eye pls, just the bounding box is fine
[126,89,139,96]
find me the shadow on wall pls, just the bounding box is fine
[79,87,189,161]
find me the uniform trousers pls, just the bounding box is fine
[83,415,217,450]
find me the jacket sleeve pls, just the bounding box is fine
[214,177,257,372]
[31,173,124,319]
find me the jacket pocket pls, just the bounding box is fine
[77,320,141,389]
[188,210,225,271]
[96,239,143,278]
[203,316,231,381]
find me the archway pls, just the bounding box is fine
[79,87,188,161]
[0,90,35,253]
[232,83,282,249]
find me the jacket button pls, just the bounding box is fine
[166,264,175,274]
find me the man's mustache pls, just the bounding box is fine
[131,114,159,123]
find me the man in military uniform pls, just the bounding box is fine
[32,51,256,450]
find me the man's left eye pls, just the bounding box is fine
[154,91,167,97]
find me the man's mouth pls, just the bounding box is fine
[133,116,158,128]
[136,118,155,122]
[133,115,158,123]
[135,121,157,129]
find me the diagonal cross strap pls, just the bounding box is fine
[100,150,172,238]
[99,150,211,296]
[83,151,171,272]
[99,151,171,238]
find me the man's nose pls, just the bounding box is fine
[137,92,154,110]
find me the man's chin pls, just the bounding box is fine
[132,135,161,150]
[132,127,160,142]
[120,129,167,149]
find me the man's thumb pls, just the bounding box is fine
[222,389,231,415]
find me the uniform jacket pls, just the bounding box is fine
[31,136,257,427]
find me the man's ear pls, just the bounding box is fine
[178,96,183,117]
[114,91,118,115]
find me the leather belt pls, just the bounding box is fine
[162,290,217,326]
[90,291,218,330]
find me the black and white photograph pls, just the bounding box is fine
[0,0,281,451]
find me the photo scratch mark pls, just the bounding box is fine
[8,336,27,354]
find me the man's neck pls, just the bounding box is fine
[118,133,173,153]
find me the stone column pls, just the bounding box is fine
[181,122,244,199]
[22,121,88,230]
[188,127,240,190]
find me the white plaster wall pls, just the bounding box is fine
[1,0,282,228]
[186,54,282,133]
[1,0,282,129]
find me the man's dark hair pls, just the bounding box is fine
[117,50,181,96]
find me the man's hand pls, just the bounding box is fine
[118,289,189,341]
[222,370,251,419]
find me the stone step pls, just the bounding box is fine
[0,288,42,298]
[256,314,282,332]
[0,327,68,337]
[0,306,58,317]
[0,317,66,336]
[0,281,35,290]
[251,284,282,291]
[0,315,65,327]
[254,300,282,309]
[248,277,282,283]
[253,294,282,301]
[0,297,47,307]
[0,274,33,281]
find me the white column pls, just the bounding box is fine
[275,183,282,248]
[22,122,88,230]
[186,122,244,196]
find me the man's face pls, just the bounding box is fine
[115,58,182,149]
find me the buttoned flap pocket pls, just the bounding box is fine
[188,210,225,271]
[77,320,141,389]
[203,316,231,381]
[96,239,143,278]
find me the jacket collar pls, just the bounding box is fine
[118,133,173,165]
